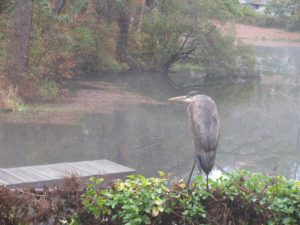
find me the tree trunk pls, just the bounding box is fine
[132,0,145,32]
[145,0,154,7]
[5,0,33,85]
[116,0,131,63]
[53,0,67,15]
[0,0,9,14]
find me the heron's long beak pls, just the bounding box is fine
[168,96,190,103]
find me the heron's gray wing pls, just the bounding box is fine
[187,96,220,174]
[187,96,220,153]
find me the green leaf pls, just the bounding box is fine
[152,207,159,217]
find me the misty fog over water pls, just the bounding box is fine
[0,45,299,180]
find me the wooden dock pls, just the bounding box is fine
[0,159,135,188]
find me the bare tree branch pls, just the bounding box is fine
[53,0,67,16]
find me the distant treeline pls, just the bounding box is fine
[238,0,300,31]
[0,0,255,102]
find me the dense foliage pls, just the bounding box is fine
[238,0,300,31]
[0,171,299,224]
[81,170,300,225]
[265,0,300,31]
[135,0,254,77]
[0,0,255,101]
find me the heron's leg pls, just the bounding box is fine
[195,156,209,191]
[206,175,209,191]
[195,156,202,174]
[186,156,196,188]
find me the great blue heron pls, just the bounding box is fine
[168,92,220,190]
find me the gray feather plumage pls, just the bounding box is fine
[187,95,220,175]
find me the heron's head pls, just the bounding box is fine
[168,90,199,103]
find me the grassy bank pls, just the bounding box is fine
[0,170,299,225]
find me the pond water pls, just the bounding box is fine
[0,46,300,180]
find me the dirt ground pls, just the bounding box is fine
[235,23,300,46]
[0,80,167,125]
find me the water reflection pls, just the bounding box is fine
[0,46,300,180]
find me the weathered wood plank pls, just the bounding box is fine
[4,167,56,181]
[31,163,75,177]
[0,160,135,188]
[0,171,13,185]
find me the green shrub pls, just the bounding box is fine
[81,170,300,225]
[71,26,96,53]
[39,79,58,98]
[172,177,208,224]
[82,175,172,225]
[211,170,300,224]
[2,86,28,112]
[266,176,300,224]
